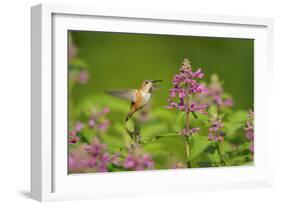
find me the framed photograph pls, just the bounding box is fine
[31,3,274,201]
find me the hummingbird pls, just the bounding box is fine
[107,80,163,121]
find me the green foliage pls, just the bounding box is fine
[143,136,186,169]
[189,136,212,161]
[174,112,186,132]
[68,90,253,171]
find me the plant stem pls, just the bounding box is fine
[185,96,190,132]
[215,142,225,166]
[185,137,191,168]
[185,95,191,168]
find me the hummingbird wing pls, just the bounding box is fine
[151,85,161,92]
[106,89,137,102]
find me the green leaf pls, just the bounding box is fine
[220,141,234,153]
[197,161,213,167]
[79,134,91,144]
[81,126,94,137]
[143,136,186,169]
[189,136,212,161]
[141,123,169,142]
[227,110,248,123]
[107,163,126,172]
[100,134,127,152]
[206,151,221,164]
[209,105,218,118]
[155,132,179,137]
[224,122,244,137]
[174,112,186,131]
[223,110,248,138]
[226,155,252,166]
[151,108,175,122]
[222,92,233,99]
[194,112,209,122]
[70,58,88,68]
[204,145,217,154]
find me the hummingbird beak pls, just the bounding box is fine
[152,80,163,83]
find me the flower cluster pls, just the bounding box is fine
[68,36,90,85]
[244,109,254,153]
[208,118,225,142]
[76,70,89,84]
[123,146,154,171]
[111,153,122,166]
[180,127,200,136]
[69,131,80,144]
[68,107,111,144]
[68,121,84,144]
[88,107,111,132]
[166,58,207,114]
[68,40,77,61]
[74,121,84,132]
[69,138,111,172]
[69,138,155,172]
[69,68,90,85]
[193,74,234,109]
[166,58,207,137]
[207,74,234,107]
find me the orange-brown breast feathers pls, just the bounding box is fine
[126,91,143,121]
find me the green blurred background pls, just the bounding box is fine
[70,30,253,111]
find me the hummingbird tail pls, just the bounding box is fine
[125,113,131,122]
[125,111,134,122]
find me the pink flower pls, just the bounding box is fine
[223,98,234,107]
[111,153,121,165]
[245,109,254,154]
[69,138,111,173]
[69,155,76,169]
[74,121,84,132]
[142,155,154,168]
[245,124,254,141]
[250,141,254,153]
[97,119,111,131]
[123,146,154,171]
[68,41,77,61]
[69,131,76,137]
[189,103,207,114]
[208,119,225,142]
[165,101,178,109]
[102,107,110,114]
[172,162,186,169]
[166,59,207,115]
[69,136,80,144]
[88,119,96,128]
[192,68,204,78]
[77,70,89,84]
[178,88,186,98]
[180,127,200,136]
[124,154,135,168]
[68,149,89,170]
[191,74,234,110]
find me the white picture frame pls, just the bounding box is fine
[31,3,274,202]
